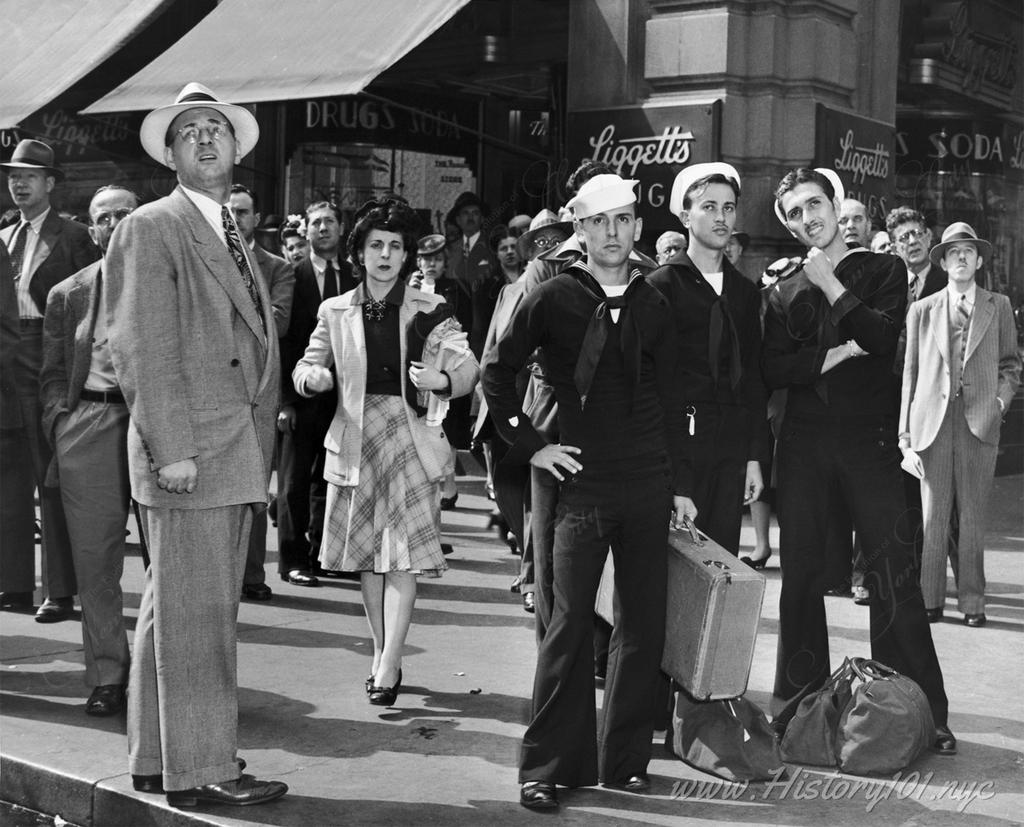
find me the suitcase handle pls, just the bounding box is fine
[681,516,704,547]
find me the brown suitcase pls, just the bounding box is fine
[596,523,765,701]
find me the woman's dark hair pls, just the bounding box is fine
[347,198,421,279]
[487,223,515,254]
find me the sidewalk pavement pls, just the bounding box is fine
[1,466,1022,827]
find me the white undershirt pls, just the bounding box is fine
[601,283,627,323]
[704,271,724,296]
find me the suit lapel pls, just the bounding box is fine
[964,288,994,364]
[171,188,267,345]
[930,291,951,367]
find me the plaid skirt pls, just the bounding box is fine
[319,394,446,577]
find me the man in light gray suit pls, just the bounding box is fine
[40,185,139,717]
[899,222,1021,628]
[104,82,286,808]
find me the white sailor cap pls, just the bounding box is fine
[566,174,639,219]
[669,163,741,216]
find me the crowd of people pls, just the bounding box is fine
[0,81,1020,812]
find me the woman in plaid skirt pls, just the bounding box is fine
[292,199,479,706]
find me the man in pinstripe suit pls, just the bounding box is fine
[899,223,1021,628]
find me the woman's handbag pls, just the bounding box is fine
[667,688,787,782]
[777,657,935,775]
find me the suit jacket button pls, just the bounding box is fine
[230,358,240,366]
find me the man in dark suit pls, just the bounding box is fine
[277,200,355,586]
[229,184,295,601]
[1,139,99,621]
[40,185,139,716]
[0,242,36,611]
[105,82,286,807]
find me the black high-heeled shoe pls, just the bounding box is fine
[368,668,402,706]
[740,550,772,570]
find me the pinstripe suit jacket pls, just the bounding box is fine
[900,285,1021,450]
[104,186,280,508]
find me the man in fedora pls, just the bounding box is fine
[764,167,954,756]
[899,222,1021,627]
[649,162,768,556]
[483,173,688,810]
[1,139,98,620]
[104,82,286,807]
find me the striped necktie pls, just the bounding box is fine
[8,222,29,280]
[221,206,266,333]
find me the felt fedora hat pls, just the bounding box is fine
[929,222,992,266]
[139,82,259,166]
[445,191,488,228]
[1,139,63,181]
[516,209,572,259]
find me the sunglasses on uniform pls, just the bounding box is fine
[896,227,928,245]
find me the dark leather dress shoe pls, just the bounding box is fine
[86,684,126,716]
[603,773,651,792]
[166,774,287,808]
[35,596,74,623]
[520,781,558,810]
[925,607,944,623]
[440,493,458,510]
[932,725,957,755]
[282,569,319,587]
[0,591,34,611]
[964,613,986,627]
[522,592,536,613]
[241,583,272,601]
[135,759,247,793]
[852,586,871,605]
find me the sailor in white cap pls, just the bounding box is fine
[104,83,287,807]
[764,167,956,758]
[483,173,689,810]
[649,162,769,558]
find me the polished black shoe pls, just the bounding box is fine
[281,569,319,587]
[603,773,651,793]
[440,493,459,510]
[135,759,246,794]
[520,781,558,810]
[522,592,536,614]
[368,668,402,706]
[932,725,957,755]
[0,591,34,611]
[241,583,273,601]
[739,550,772,570]
[925,607,944,623]
[964,613,986,627]
[35,596,74,623]
[852,585,872,606]
[86,684,126,716]
[166,774,287,808]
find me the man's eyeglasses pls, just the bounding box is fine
[93,208,133,227]
[174,120,231,144]
[896,227,927,245]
